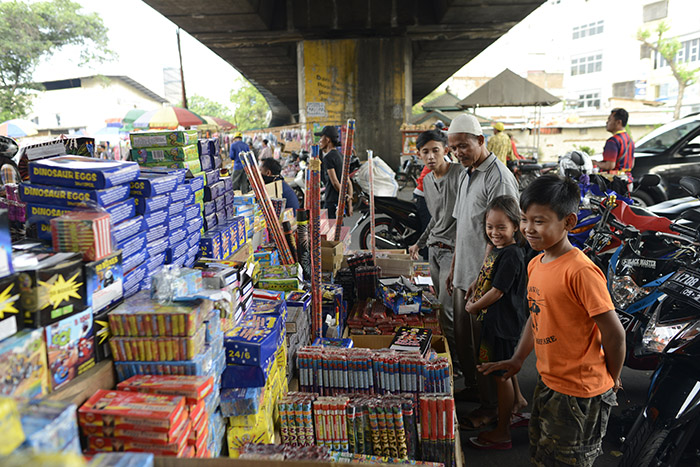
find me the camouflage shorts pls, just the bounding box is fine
[529,378,617,467]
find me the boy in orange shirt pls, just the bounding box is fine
[479,174,625,466]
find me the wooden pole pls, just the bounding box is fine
[176,28,188,109]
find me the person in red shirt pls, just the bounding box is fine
[596,108,635,172]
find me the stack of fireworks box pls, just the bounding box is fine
[221,292,288,458]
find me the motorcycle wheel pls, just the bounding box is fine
[630,190,654,207]
[620,416,671,467]
[360,217,406,250]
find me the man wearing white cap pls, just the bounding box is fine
[446,114,519,426]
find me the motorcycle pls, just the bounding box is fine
[618,258,700,466]
[395,154,423,191]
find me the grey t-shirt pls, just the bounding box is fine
[452,153,519,290]
[417,163,464,249]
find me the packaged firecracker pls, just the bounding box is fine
[28,156,140,189]
[109,326,205,362]
[18,399,79,453]
[13,252,86,327]
[117,375,214,406]
[87,452,154,467]
[113,345,214,382]
[131,144,199,164]
[51,210,112,262]
[0,396,25,455]
[224,313,281,366]
[44,308,95,391]
[84,420,191,456]
[130,130,197,149]
[0,273,23,341]
[19,183,131,208]
[150,266,202,303]
[133,193,170,216]
[0,328,50,398]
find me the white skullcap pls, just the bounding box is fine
[447,114,483,136]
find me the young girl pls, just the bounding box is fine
[465,195,529,450]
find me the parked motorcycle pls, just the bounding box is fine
[618,260,700,466]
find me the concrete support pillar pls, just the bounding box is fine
[297,37,411,169]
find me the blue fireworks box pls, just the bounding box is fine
[133,194,170,215]
[223,313,281,366]
[187,230,202,250]
[225,206,236,222]
[200,231,222,259]
[215,213,227,227]
[224,192,234,206]
[169,184,191,203]
[204,181,224,202]
[168,227,187,248]
[199,153,212,172]
[129,172,179,197]
[215,197,226,213]
[113,345,213,381]
[20,183,130,208]
[28,156,140,189]
[168,200,185,217]
[18,399,80,453]
[168,213,185,232]
[170,253,187,267]
[142,208,168,230]
[212,154,222,170]
[139,167,187,185]
[145,237,169,258]
[203,170,219,186]
[212,227,230,259]
[112,216,145,244]
[145,223,168,243]
[198,138,220,157]
[166,238,189,263]
[183,204,200,222]
[185,174,205,193]
[222,176,232,192]
[83,251,123,315]
[146,252,166,275]
[186,216,203,236]
[123,263,147,291]
[105,199,136,225]
[203,213,217,230]
[116,231,147,262]
[220,351,275,389]
[203,201,216,216]
[122,250,147,274]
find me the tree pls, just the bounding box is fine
[229,78,270,131]
[412,88,444,116]
[0,0,113,121]
[187,94,234,122]
[638,21,699,119]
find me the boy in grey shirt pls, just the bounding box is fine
[409,129,463,371]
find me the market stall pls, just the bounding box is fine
[0,128,461,467]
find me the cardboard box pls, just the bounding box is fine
[14,252,86,327]
[0,273,23,341]
[84,251,123,314]
[19,183,130,208]
[0,328,50,399]
[130,172,180,197]
[129,130,197,148]
[28,156,139,189]
[131,144,199,163]
[133,194,170,215]
[44,307,95,391]
[375,253,414,278]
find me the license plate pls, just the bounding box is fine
[661,268,700,303]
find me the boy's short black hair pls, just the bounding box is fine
[263,139,269,144]
[520,174,580,220]
[260,157,282,176]
[416,129,447,150]
[611,108,629,127]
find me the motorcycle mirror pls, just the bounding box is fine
[679,207,700,224]
[679,176,700,197]
[639,173,661,187]
[0,136,19,160]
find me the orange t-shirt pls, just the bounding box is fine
[527,248,615,398]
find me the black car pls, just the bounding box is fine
[632,113,700,203]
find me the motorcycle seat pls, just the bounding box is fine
[375,196,418,213]
[519,164,542,172]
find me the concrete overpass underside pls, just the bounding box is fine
[144,0,544,165]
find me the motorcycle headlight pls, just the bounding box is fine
[642,305,693,354]
[611,275,651,310]
[665,319,700,355]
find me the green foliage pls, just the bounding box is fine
[638,21,699,119]
[574,144,595,156]
[411,89,443,116]
[187,94,234,122]
[0,0,113,121]
[229,78,270,131]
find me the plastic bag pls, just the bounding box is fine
[354,156,399,197]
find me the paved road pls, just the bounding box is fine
[343,185,658,466]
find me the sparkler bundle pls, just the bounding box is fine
[297,346,451,396]
[50,210,112,261]
[334,119,355,239]
[239,151,293,264]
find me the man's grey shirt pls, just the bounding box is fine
[452,153,519,290]
[417,162,464,249]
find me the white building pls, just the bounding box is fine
[27,75,168,135]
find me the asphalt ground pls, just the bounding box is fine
[344,184,657,466]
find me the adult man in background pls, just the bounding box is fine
[259,158,300,212]
[447,114,519,426]
[595,108,635,172]
[408,129,463,371]
[316,125,352,219]
[229,132,251,193]
[487,122,516,166]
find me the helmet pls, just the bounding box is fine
[233,131,243,139]
[558,150,593,178]
[0,136,18,159]
[434,120,445,130]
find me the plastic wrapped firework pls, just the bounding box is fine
[334,118,355,239]
[418,394,456,467]
[308,148,323,338]
[296,210,311,280]
[51,209,112,261]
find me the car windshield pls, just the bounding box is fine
[636,119,700,153]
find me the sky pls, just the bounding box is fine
[34,0,243,111]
